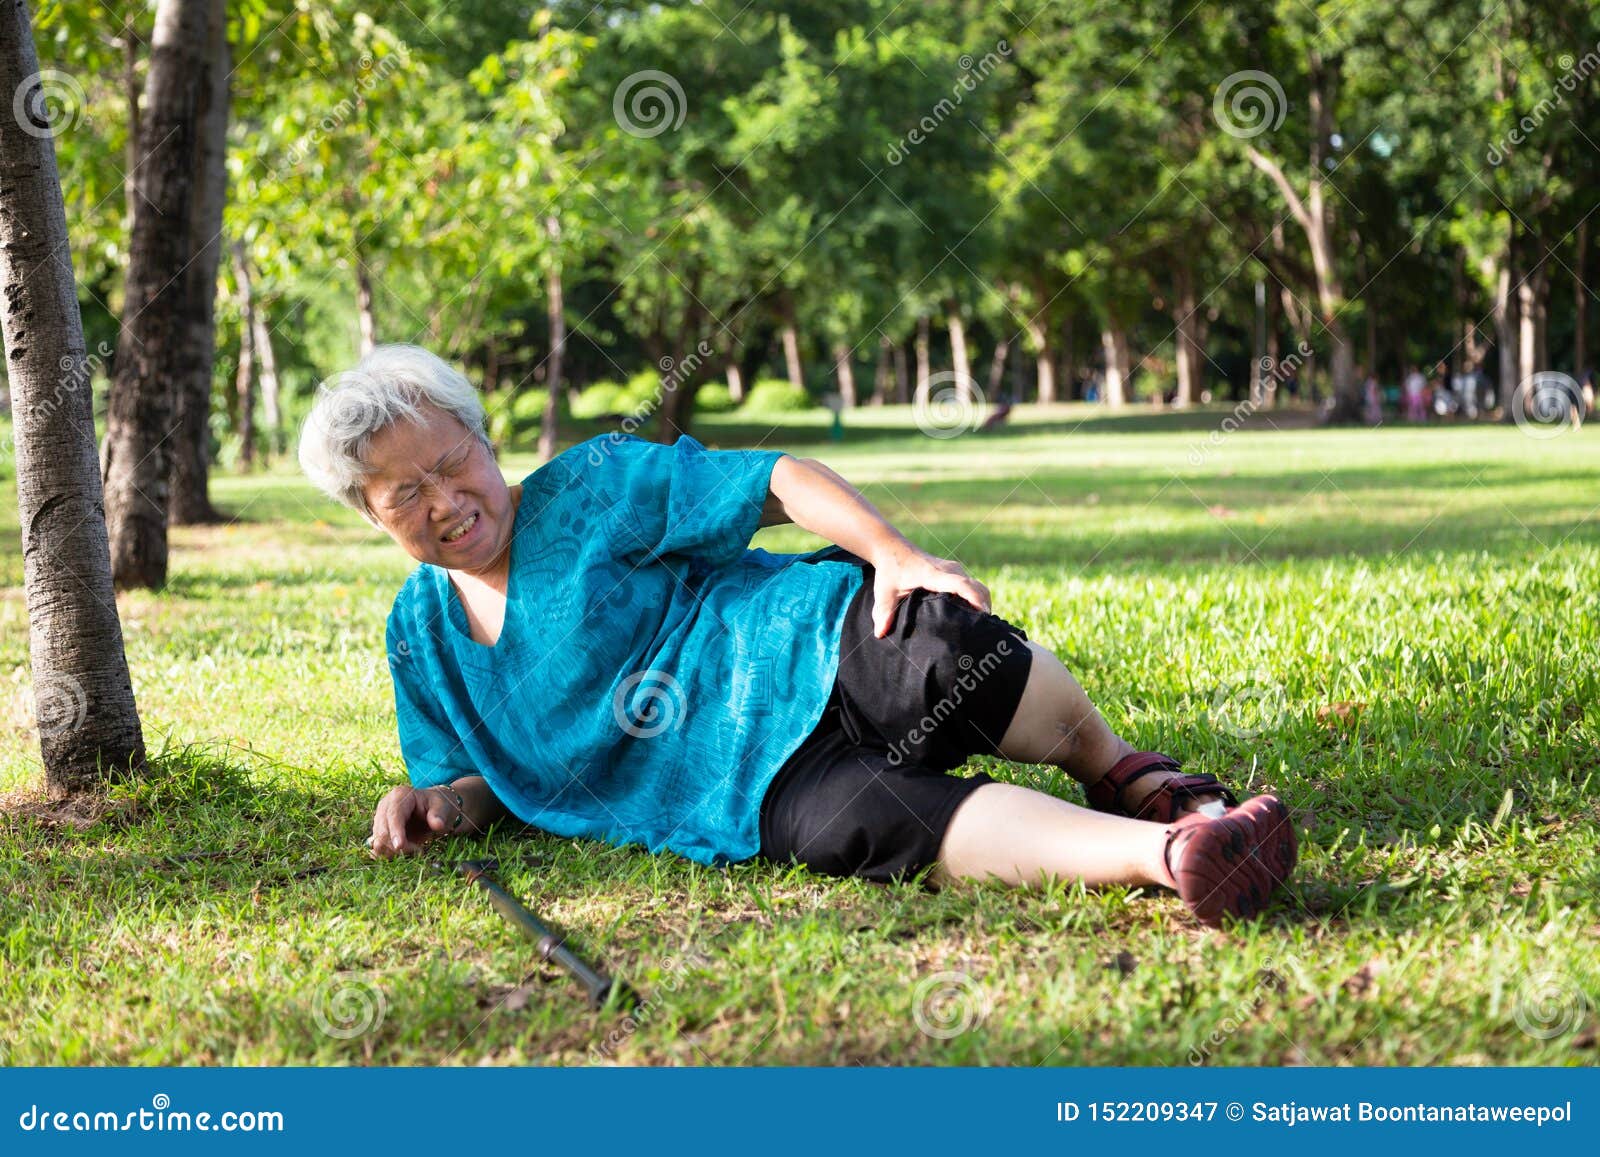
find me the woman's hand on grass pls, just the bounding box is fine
[868,544,991,637]
[368,784,459,858]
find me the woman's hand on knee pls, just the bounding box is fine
[868,544,991,637]
[367,784,456,858]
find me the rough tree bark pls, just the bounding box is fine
[168,0,230,525]
[102,0,212,589]
[0,0,147,791]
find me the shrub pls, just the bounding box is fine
[741,378,814,413]
[694,383,737,412]
[570,381,626,419]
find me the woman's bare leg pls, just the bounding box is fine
[929,783,1170,888]
[994,641,1224,814]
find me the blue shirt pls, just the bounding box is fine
[384,432,866,866]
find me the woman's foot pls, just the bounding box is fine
[1085,750,1238,823]
[1159,794,1297,927]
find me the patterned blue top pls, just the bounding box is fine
[384,433,865,866]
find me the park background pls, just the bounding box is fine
[0,0,1596,1065]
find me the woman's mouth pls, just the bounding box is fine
[440,512,479,545]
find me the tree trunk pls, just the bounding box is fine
[1060,312,1075,400]
[871,334,891,405]
[230,242,256,472]
[1026,318,1055,403]
[356,248,377,356]
[252,299,282,461]
[1517,263,1548,389]
[780,303,803,390]
[1174,265,1201,407]
[891,336,909,403]
[726,362,745,403]
[946,301,972,389]
[913,315,930,399]
[1491,253,1519,418]
[102,0,212,590]
[1100,325,1130,406]
[986,336,1010,398]
[0,0,148,790]
[1575,220,1587,378]
[831,341,857,408]
[122,15,142,226]
[538,216,565,462]
[1246,51,1358,419]
[168,0,230,526]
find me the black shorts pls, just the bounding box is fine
[757,550,1034,884]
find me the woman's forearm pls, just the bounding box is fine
[767,455,914,564]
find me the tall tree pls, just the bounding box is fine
[168,0,231,525]
[101,0,213,588]
[1,0,146,791]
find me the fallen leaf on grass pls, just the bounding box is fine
[1103,950,1138,976]
[1207,504,1237,519]
[1341,957,1389,999]
[1316,701,1367,727]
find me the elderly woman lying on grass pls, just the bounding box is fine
[299,345,1296,927]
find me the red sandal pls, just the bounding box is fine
[1086,751,1239,823]
[1160,794,1297,927]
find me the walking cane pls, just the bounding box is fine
[435,858,639,1011]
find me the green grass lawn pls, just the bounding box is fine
[2,403,1597,1065]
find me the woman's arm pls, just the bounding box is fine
[764,455,991,637]
[369,774,509,858]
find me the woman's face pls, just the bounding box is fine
[360,403,516,575]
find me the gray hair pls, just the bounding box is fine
[297,343,490,519]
